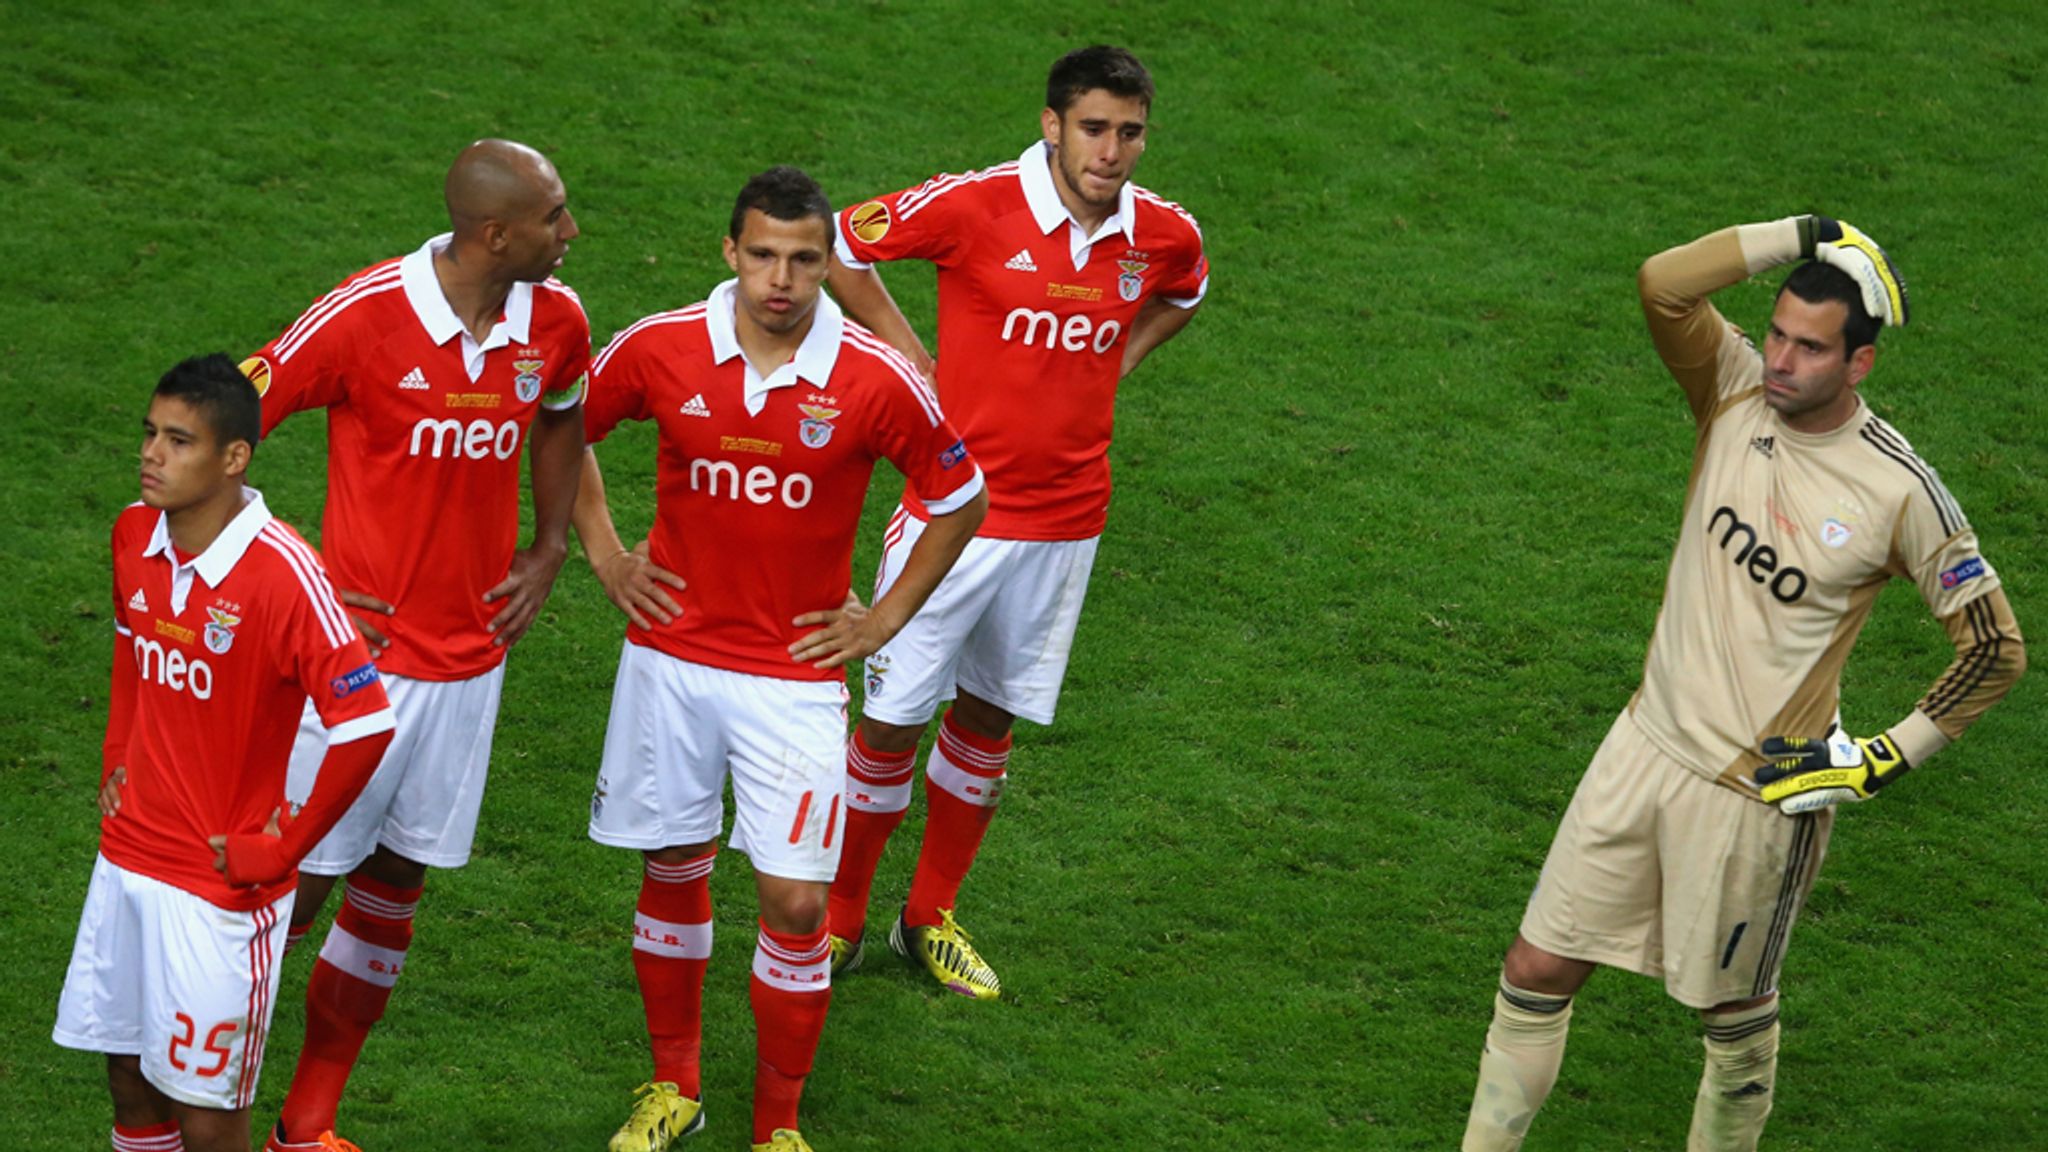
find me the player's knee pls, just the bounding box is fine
[289,870,341,928]
[1502,935,1592,998]
[948,693,1015,741]
[646,841,718,866]
[172,1105,251,1152]
[859,715,925,755]
[1705,991,1777,1018]
[360,845,428,890]
[757,883,829,936]
[106,1054,169,1126]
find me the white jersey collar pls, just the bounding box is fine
[705,279,845,416]
[1018,141,1138,255]
[400,234,535,364]
[143,487,271,615]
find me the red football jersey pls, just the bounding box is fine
[99,493,395,911]
[243,235,592,680]
[585,281,984,681]
[836,142,1208,540]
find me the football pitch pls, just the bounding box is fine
[4,2,2044,1148]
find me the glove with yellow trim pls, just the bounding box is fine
[1797,216,1910,327]
[1756,728,1912,814]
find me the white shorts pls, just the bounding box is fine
[54,856,291,1110]
[860,507,1098,727]
[588,642,850,882]
[285,665,505,874]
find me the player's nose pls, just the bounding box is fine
[559,210,580,242]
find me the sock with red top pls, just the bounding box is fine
[111,1120,182,1152]
[748,921,832,1142]
[904,712,1009,927]
[632,849,717,1095]
[277,871,420,1141]
[826,729,918,941]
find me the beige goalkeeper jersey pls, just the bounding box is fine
[1628,223,2022,797]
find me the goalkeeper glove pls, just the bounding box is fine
[1797,216,1910,327]
[1756,728,1911,814]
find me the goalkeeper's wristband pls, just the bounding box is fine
[1796,215,1845,259]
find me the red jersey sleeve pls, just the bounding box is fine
[264,527,394,741]
[862,344,983,514]
[538,279,594,412]
[103,519,140,780]
[838,174,976,269]
[584,320,661,444]
[243,264,399,435]
[1153,208,1209,305]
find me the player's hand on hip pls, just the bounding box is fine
[336,588,395,658]
[483,540,569,648]
[209,807,288,886]
[99,766,126,818]
[789,592,885,670]
[594,539,686,629]
[1756,728,1911,814]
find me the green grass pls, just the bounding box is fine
[4,2,2044,1148]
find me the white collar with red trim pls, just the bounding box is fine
[142,488,271,610]
[704,279,845,416]
[1017,141,1139,249]
[399,233,535,350]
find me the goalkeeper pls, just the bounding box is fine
[1460,215,2025,1152]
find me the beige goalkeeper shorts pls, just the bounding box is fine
[1520,709,1833,1008]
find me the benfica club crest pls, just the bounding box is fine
[798,404,841,449]
[203,607,241,655]
[513,359,545,403]
[1117,259,1149,302]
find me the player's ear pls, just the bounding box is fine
[482,217,510,255]
[221,437,253,480]
[1847,343,1876,389]
[722,234,740,274]
[1041,107,1060,146]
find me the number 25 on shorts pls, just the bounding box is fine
[167,1011,238,1077]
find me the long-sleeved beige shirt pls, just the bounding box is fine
[1628,221,2024,797]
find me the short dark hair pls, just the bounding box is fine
[154,353,262,454]
[1779,262,1879,358]
[728,166,833,242]
[1046,45,1154,114]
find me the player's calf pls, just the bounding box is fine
[1688,998,1780,1152]
[1462,975,1575,1152]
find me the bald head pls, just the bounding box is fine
[445,139,559,235]
[438,139,576,284]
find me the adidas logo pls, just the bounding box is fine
[1004,249,1037,273]
[679,394,711,418]
[127,588,148,612]
[1750,435,1775,459]
[398,367,429,391]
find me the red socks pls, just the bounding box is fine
[632,850,717,1095]
[278,872,419,1141]
[111,1121,182,1152]
[905,714,1009,927]
[826,730,917,940]
[748,921,832,1142]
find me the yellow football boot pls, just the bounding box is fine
[608,1081,704,1152]
[828,932,864,976]
[889,908,1000,1000]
